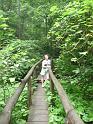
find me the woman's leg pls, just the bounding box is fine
[41,76,44,87]
[45,72,49,80]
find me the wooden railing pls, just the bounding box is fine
[0,59,42,124]
[49,68,84,124]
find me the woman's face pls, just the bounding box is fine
[44,55,48,60]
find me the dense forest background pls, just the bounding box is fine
[0,0,93,124]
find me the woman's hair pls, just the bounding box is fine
[44,54,48,57]
[43,54,49,59]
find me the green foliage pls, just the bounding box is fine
[50,0,93,99]
[48,0,93,75]
[47,1,93,123]
[0,11,14,48]
[0,83,19,111]
[0,40,41,86]
[60,79,93,123]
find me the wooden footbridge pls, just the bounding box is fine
[0,59,84,124]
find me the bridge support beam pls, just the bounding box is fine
[28,77,32,108]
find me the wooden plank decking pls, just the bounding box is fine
[27,83,48,124]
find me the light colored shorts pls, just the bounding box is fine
[40,68,49,80]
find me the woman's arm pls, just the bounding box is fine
[47,60,51,68]
[42,60,47,68]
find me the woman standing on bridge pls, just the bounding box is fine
[40,54,51,87]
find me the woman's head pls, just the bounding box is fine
[44,54,49,60]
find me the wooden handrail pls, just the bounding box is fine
[21,59,42,83]
[0,59,42,124]
[49,68,84,124]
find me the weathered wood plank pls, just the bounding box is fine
[28,114,48,122]
[29,109,48,115]
[27,83,48,124]
[27,122,48,124]
[27,77,32,107]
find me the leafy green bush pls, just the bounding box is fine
[48,0,93,85]
[48,0,93,78]
[0,10,15,48]
[47,1,93,123]
[60,79,93,123]
[0,40,41,85]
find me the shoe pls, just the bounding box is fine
[42,84,44,87]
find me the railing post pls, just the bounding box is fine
[27,76,32,107]
[49,68,55,106]
[50,77,55,106]
[33,69,37,78]
[50,78,54,94]
[65,117,72,124]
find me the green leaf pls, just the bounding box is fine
[79,51,88,55]
[71,58,77,62]
[9,78,15,82]
[72,68,80,74]
[50,6,58,12]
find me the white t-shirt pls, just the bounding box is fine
[40,59,51,76]
[42,59,51,69]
